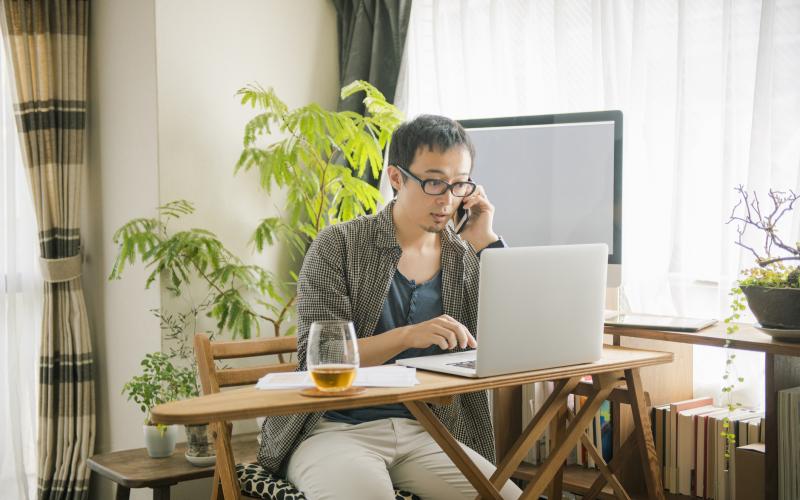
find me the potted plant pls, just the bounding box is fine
[111,80,401,461]
[719,186,799,456]
[109,80,402,344]
[122,352,198,458]
[727,186,800,333]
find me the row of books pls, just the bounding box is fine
[520,384,768,500]
[521,378,612,467]
[651,396,764,499]
[778,386,800,500]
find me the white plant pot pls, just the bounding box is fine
[143,424,180,458]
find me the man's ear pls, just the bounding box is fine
[387,165,404,193]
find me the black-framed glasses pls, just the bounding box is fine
[394,165,476,197]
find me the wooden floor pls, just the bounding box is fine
[514,462,691,499]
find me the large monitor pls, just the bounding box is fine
[460,110,622,287]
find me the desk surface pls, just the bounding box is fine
[152,345,672,425]
[605,322,800,356]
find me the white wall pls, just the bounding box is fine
[85,1,161,499]
[85,1,338,499]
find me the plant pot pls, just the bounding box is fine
[143,424,180,458]
[184,423,216,467]
[741,285,800,329]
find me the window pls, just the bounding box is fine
[1,32,40,500]
[396,0,800,408]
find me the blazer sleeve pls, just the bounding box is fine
[294,226,353,370]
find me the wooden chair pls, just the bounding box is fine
[193,333,420,500]
[194,333,298,500]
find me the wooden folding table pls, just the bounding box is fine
[152,345,672,499]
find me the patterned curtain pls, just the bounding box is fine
[0,1,94,499]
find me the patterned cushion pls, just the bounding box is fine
[236,462,420,500]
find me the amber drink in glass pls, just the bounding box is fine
[307,320,359,392]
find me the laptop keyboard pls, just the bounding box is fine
[447,359,476,370]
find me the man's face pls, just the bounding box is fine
[391,145,472,233]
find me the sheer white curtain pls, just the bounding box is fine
[1,33,40,500]
[394,0,800,408]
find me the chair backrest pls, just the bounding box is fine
[193,333,298,500]
[194,333,298,395]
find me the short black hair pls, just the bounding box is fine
[388,114,475,173]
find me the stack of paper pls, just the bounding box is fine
[256,365,419,390]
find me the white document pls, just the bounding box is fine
[256,365,419,390]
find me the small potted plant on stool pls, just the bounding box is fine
[122,352,202,458]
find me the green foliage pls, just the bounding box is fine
[109,81,403,356]
[235,80,401,247]
[122,352,197,427]
[738,263,800,288]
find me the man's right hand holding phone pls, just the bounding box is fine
[455,184,499,252]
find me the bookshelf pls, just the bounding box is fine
[606,322,800,500]
[493,323,799,498]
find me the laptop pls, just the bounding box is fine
[397,244,608,378]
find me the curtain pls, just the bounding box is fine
[332,0,413,113]
[1,27,41,500]
[333,0,413,190]
[0,1,95,499]
[395,0,800,408]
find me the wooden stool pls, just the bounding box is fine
[87,433,258,500]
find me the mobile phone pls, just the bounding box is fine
[454,202,470,234]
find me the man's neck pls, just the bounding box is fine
[392,203,441,252]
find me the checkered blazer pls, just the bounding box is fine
[257,201,496,474]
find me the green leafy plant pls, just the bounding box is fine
[122,352,197,431]
[109,81,403,354]
[721,186,800,456]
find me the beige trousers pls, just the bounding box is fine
[286,417,522,500]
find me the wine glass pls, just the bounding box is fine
[307,320,359,392]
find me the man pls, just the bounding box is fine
[258,115,520,499]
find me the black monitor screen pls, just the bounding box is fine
[460,110,622,265]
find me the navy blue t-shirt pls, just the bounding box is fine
[323,269,445,423]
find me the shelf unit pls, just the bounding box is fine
[493,323,798,498]
[606,322,800,499]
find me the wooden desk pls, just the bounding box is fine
[87,433,258,500]
[153,345,673,499]
[605,323,800,500]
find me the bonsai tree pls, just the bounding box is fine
[728,185,800,288]
[109,81,403,365]
[725,185,800,334]
[122,352,197,431]
[721,185,799,456]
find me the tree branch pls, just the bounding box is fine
[728,186,800,266]
[758,255,800,267]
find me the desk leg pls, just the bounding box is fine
[115,485,130,500]
[545,405,567,500]
[153,486,171,500]
[583,433,638,500]
[625,368,664,500]
[611,334,622,455]
[211,421,242,500]
[404,400,504,500]
[490,377,582,489]
[520,372,621,499]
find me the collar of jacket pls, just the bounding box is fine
[374,199,469,258]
